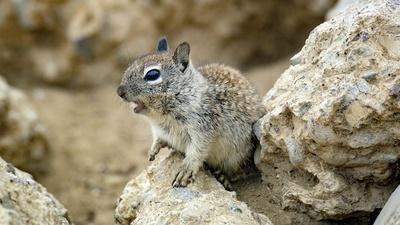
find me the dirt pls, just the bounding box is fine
[5,59,288,225]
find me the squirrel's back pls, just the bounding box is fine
[198,64,265,120]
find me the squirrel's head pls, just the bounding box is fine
[117,37,192,114]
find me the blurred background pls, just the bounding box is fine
[0,0,336,224]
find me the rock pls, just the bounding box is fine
[373,185,400,225]
[115,151,273,225]
[0,157,72,225]
[0,76,49,174]
[0,0,333,84]
[256,0,400,220]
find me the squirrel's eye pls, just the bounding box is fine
[144,69,161,81]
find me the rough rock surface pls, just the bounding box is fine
[373,185,400,225]
[0,157,72,225]
[256,0,400,220]
[0,76,49,174]
[115,151,273,225]
[0,0,332,84]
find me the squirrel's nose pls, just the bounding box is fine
[117,85,126,99]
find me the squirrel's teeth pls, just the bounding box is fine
[129,101,145,113]
[129,102,137,111]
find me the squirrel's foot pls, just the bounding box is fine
[172,164,198,187]
[148,151,159,161]
[148,140,167,161]
[211,169,233,191]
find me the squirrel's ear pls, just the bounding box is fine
[157,36,169,52]
[173,42,190,72]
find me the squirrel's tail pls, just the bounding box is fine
[243,120,264,177]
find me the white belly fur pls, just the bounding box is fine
[149,119,249,175]
[150,121,189,154]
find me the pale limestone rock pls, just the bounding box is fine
[0,77,49,174]
[256,0,400,220]
[373,185,400,225]
[0,157,72,225]
[115,152,273,225]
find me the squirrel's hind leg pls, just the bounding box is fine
[204,164,233,191]
[214,170,233,191]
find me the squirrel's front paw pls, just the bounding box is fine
[172,165,197,187]
[148,152,158,161]
[148,141,167,161]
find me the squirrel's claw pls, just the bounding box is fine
[148,151,158,161]
[172,166,195,187]
[148,148,160,161]
[214,172,233,191]
[148,154,156,161]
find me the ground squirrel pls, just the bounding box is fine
[117,37,264,189]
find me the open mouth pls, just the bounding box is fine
[129,100,145,113]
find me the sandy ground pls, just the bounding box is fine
[10,59,288,225]
[31,84,151,225]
